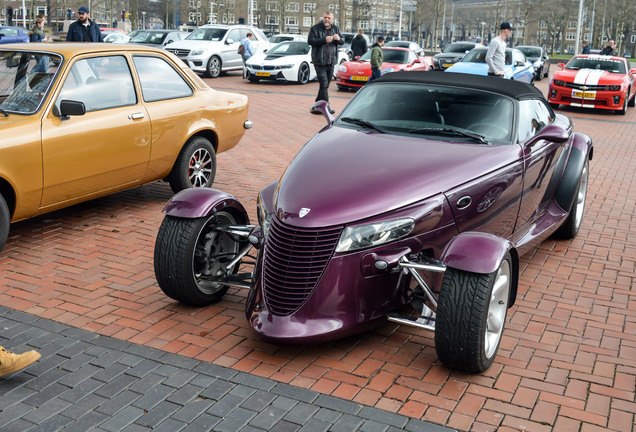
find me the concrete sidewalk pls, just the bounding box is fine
[0,306,454,431]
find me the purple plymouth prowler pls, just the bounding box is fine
[154,72,593,373]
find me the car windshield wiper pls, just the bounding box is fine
[408,127,489,144]
[340,117,389,134]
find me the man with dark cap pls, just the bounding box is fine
[66,6,104,42]
[486,22,515,77]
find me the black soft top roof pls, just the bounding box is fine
[374,71,545,101]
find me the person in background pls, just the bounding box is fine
[600,40,615,55]
[308,10,343,115]
[351,28,368,58]
[581,40,590,54]
[66,6,104,42]
[0,345,41,377]
[239,32,254,63]
[369,35,385,82]
[29,16,49,43]
[486,22,515,78]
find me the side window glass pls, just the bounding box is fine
[133,55,193,102]
[55,55,136,113]
[227,29,240,43]
[518,100,551,142]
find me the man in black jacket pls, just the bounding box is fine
[351,29,368,58]
[66,6,104,42]
[308,10,344,114]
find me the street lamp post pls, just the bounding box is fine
[142,11,146,29]
[481,21,486,42]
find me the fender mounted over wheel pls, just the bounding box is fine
[162,188,249,224]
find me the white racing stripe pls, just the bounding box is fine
[574,69,604,85]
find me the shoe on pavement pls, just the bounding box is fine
[0,346,41,376]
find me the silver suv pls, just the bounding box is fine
[166,24,269,78]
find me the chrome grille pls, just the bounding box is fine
[563,82,612,91]
[167,48,190,57]
[263,218,343,316]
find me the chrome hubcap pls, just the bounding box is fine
[485,260,511,359]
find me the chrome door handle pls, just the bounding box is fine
[128,113,145,120]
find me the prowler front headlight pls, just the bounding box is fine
[257,193,272,237]
[336,218,415,253]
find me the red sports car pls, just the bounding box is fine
[335,47,434,90]
[548,55,636,114]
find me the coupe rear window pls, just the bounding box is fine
[338,82,514,144]
[566,57,625,74]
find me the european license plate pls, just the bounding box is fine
[256,72,270,77]
[572,90,596,99]
[443,63,453,68]
[350,75,369,81]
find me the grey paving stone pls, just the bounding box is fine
[92,334,132,351]
[193,361,238,380]
[2,418,36,432]
[270,419,302,432]
[231,371,276,391]
[199,378,234,401]
[0,403,36,428]
[315,394,362,415]
[171,397,215,423]
[151,417,187,432]
[298,417,331,432]
[166,383,204,406]
[241,389,278,412]
[23,358,68,386]
[123,344,164,361]
[21,398,72,425]
[128,372,166,395]
[314,407,343,423]
[59,353,98,373]
[124,359,161,378]
[28,414,73,432]
[359,407,409,429]
[283,401,319,425]
[118,354,146,368]
[270,395,299,410]
[90,350,128,369]
[206,393,243,417]
[331,413,365,432]
[0,383,36,405]
[162,369,197,388]
[93,362,129,383]
[214,406,257,432]
[95,373,138,399]
[58,340,93,358]
[57,363,102,388]
[132,384,176,411]
[60,326,100,342]
[157,352,201,370]
[189,373,216,389]
[228,383,256,400]
[96,390,143,416]
[405,418,458,432]
[248,405,288,430]
[99,405,145,432]
[180,413,221,432]
[61,411,109,432]
[360,419,391,432]
[58,378,103,403]
[23,382,69,408]
[136,400,181,428]
[272,382,320,403]
[60,393,109,420]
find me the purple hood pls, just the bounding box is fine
[274,126,521,227]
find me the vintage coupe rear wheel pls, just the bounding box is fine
[205,56,222,78]
[298,62,310,84]
[553,160,589,239]
[169,137,217,194]
[435,253,512,373]
[154,211,240,307]
[0,194,9,253]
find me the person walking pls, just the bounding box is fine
[66,6,104,42]
[351,29,368,59]
[486,22,515,78]
[0,345,41,377]
[239,32,255,63]
[600,40,615,55]
[369,35,385,82]
[581,40,590,54]
[308,10,344,114]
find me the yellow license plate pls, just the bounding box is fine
[443,63,453,68]
[256,72,270,77]
[350,75,369,81]
[572,90,595,98]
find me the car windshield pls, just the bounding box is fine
[462,49,513,65]
[130,31,168,44]
[444,43,474,53]
[270,35,293,43]
[268,41,310,55]
[518,47,541,57]
[566,57,625,74]
[385,41,409,48]
[337,82,514,143]
[186,27,227,41]
[359,48,409,64]
[0,50,62,114]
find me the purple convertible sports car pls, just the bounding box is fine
[154,72,593,373]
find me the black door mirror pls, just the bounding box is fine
[59,100,86,119]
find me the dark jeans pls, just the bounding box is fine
[314,64,334,102]
[370,68,382,82]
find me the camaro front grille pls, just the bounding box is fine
[563,82,612,91]
[262,218,342,316]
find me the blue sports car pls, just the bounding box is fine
[446,47,535,84]
[0,26,30,44]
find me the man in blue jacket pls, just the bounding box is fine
[66,6,104,42]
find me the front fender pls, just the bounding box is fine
[440,231,515,275]
[162,188,250,224]
[556,132,593,211]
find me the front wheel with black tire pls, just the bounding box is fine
[168,137,217,194]
[617,96,628,115]
[154,211,241,307]
[628,89,635,107]
[553,159,589,239]
[297,62,310,84]
[435,253,512,373]
[0,194,10,253]
[204,56,222,78]
[549,102,559,110]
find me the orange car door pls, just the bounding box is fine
[40,55,151,208]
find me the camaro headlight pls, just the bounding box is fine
[191,49,207,56]
[553,80,565,86]
[335,218,415,253]
[609,85,621,91]
[257,193,271,237]
[337,64,348,73]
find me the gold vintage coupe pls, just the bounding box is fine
[0,43,250,253]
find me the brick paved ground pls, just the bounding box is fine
[1,71,635,432]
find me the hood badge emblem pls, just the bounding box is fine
[299,208,310,218]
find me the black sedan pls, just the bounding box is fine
[433,41,477,70]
